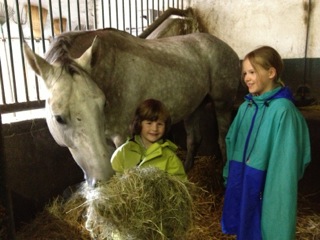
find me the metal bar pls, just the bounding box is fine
[129,0,132,34]
[15,0,30,102]
[37,0,46,52]
[93,0,97,29]
[26,0,35,46]
[85,0,89,29]
[0,58,6,104]
[101,0,105,28]
[67,0,72,31]
[146,0,149,27]
[108,0,112,27]
[0,100,45,114]
[152,0,155,22]
[157,0,160,20]
[115,0,119,29]
[0,30,10,104]
[77,0,81,30]
[25,0,39,104]
[135,0,138,36]
[35,1,44,102]
[140,0,144,34]
[48,0,54,37]
[58,0,63,33]
[122,0,125,30]
[3,0,17,103]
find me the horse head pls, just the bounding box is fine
[23,39,115,187]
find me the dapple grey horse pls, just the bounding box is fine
[24,28,240,186]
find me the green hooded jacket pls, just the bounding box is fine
[222,87,311,240]
[111,135,187,180]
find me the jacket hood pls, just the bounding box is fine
[132,135,178,153]
[245,86,294,105]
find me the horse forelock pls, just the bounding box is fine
[45,34,88,77]
[45,35,72,63]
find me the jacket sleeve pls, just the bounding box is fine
[166,153,188,181]
[261,107,311,240]
[223,105,245,184]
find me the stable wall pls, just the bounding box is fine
[1,119,83,230]
[191,0,320,102]
[191,0,319,58]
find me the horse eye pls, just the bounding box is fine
[54,115,66,124]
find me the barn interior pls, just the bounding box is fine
[0,0,319,239]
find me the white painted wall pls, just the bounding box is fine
[191,0,319,59]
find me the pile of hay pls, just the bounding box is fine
[15,154,320,240]
[85,167,196,240]
[296,195,320,240]
[185,156,236,240]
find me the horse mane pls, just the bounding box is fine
[45,31,91,76]
[45,28,127,76]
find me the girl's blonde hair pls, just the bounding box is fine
[243,46,285,86]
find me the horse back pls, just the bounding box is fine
[46,28,238,73]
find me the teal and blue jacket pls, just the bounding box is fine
[221,86,311,240]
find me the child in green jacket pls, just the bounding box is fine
[111,98,187,180]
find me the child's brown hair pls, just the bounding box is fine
[130,99,171,138]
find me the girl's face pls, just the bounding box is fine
[242,58,276,96]
[140,119,165,148]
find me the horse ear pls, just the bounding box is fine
[23,41,54,88]
[75,36,101,73]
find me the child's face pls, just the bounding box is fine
[140,119,165,148]
[242,58,276,96]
